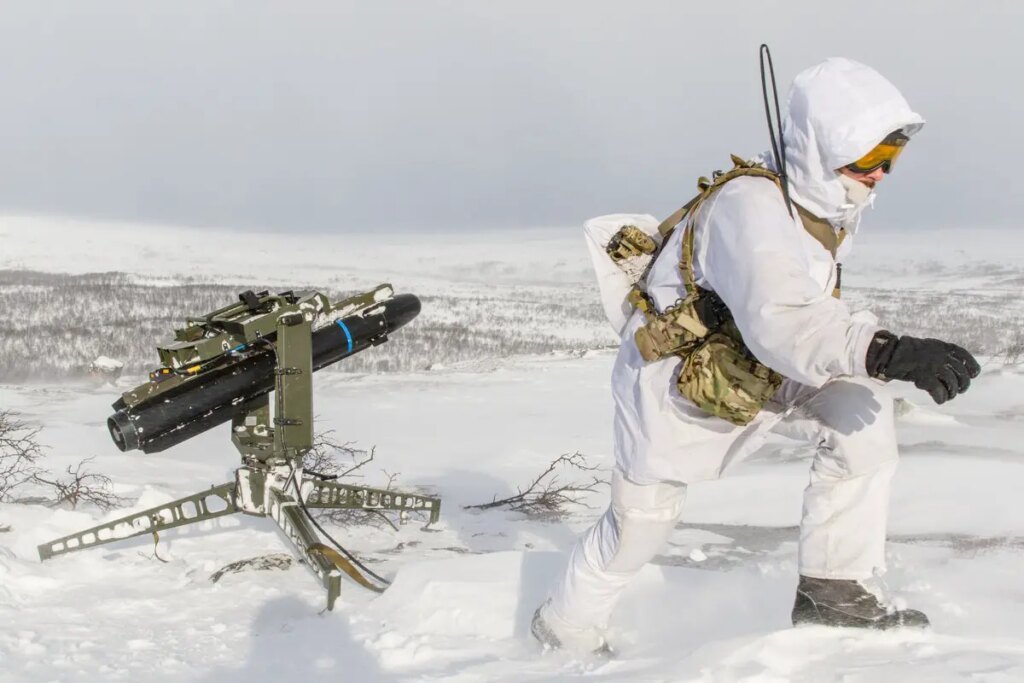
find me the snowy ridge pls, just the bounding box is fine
[0,217,615,380]
[3,216,1024,382]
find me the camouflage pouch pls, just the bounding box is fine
[675,331,783,426]
[633,298,709,362]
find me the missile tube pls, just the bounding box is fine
[107,294,419,454]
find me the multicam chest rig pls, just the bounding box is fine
[606,156,846,426]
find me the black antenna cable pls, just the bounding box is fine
[759,44,794,218]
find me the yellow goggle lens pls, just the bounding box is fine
[846,136,908,174]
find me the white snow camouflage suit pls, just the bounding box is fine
[547,58,926,634]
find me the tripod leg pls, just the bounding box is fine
[267,486,342,610]
[303,479,441,525]
[37,482,238,561]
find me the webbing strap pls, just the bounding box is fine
[666,158,848,299]
[675,161,786,298]
[656,195,701,239]
[794,202,846,258]
[679,218,699,298]
[151,530,169,563]
[627,287,657,321]
[657,157,782,239]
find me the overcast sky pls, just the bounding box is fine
[0,1,1018,233]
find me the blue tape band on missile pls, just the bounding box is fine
[107,293,421,454]
[335,319,354,353]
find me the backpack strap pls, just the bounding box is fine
[794,202,846,259]
[675,156,786,298]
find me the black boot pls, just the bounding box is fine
[791,575,930,629]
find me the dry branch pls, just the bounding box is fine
[303,429,375,479]
[1,410,129,512]
[465,451,607,518]
[302,431,405,529]
[31,457,129,511]
[1001,328,1024,365]
[0,409,45,501]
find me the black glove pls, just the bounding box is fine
[865,331,981,404]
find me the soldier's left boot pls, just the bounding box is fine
[792,575,930,629]
[530,600,613,656]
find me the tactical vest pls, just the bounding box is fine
[606,156,846,425]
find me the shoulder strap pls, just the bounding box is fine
[657,155,782,239]
[794,202,846,259]
[669,159,850,300]
[793,202,846,299]
[674,156,785,297]
[656,195,701,239]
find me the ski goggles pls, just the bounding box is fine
[845,131,909,174]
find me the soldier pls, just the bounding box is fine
[532,56,981,654]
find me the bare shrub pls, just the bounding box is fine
[302,431,403,530]
[0,270,613,380]
[465,451,607,519]
[5,266,1024,381]
[0,411,128,525]
[30,457,128,511]
[303,429,376,480]
[1000,328,1024,365]
[0,409,45,501]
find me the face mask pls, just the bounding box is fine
[834,173,875,227]
[837,173,874,208]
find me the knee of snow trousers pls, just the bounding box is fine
[777,377,900,477]
[549,470,687,629]
[601,469,688,573]
[775,377,901,580]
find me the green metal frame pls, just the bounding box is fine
[37,482,238,561]
[305,479,441,525]
[36,287,441,610]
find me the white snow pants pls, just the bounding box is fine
[548,377,899,631]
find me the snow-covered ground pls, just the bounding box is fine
[2,216,1024,681]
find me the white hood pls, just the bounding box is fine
[777,57,925,229]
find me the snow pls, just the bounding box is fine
[90,356,124,371]
[1,216,1023,681]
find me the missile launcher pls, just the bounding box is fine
[39,283,441,609]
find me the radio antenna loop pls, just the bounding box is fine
[759,44,794,218]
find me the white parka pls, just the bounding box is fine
[587,58,925,485]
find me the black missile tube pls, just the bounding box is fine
[107,293,420,454]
